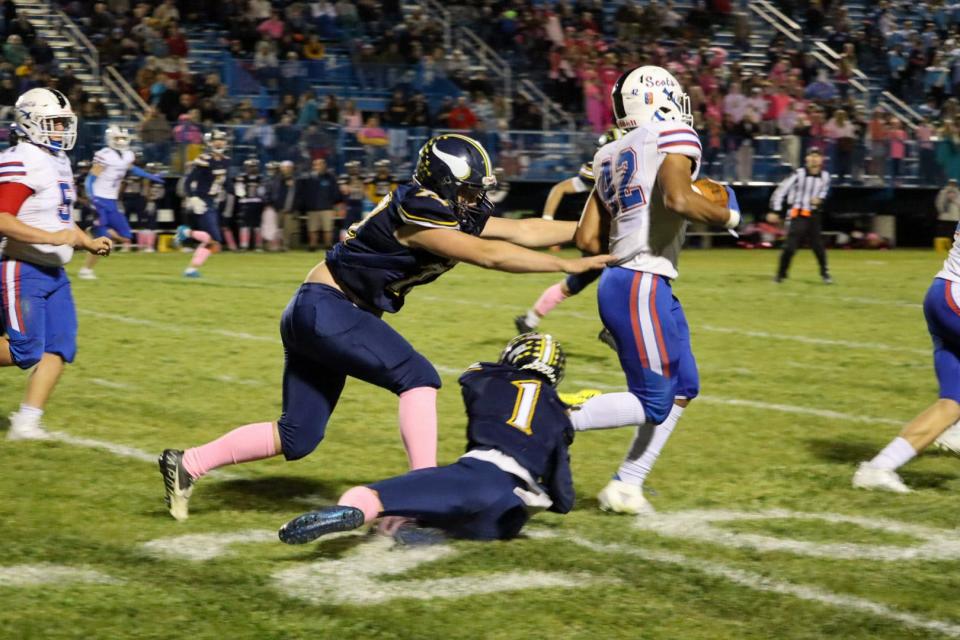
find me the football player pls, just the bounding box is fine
[174,130,230,277]
[138,162,165,252]
[364,158,395,204]
[279,333,573,544]
[158,133,611,521]
[568,67,740,514]
[854,221,960,491]
[0,88,112,440]
[515,128,623,349]
[338,160,366,242]
[231,158,264,251]
[77,125,163,279]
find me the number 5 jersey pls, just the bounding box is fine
[0,141,75,266]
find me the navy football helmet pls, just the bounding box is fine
[500,333,566,387]
[414,133,496,222]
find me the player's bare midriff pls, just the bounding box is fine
[305,261,341,290]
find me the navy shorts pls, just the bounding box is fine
[924,278,960,402]
[370,457,529,540]
[92,196,132,239]
[236,203,263,228]
[191,201,223,244]
[0,256,77,368]
[276,283,441,461]
[598,267,699,424]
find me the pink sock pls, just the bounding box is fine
[182,421,278,479]
[239,227,250,249]
[254,229,262,249]
[398,386,438,469]
[223,228,238,251]
[190,246,212,268]
[339,486,383,523]
[190,230,211,245]
[533,282,569,317]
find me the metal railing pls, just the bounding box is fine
[416,0,452,52]
[53,9,99,80]
[104,66,149,121]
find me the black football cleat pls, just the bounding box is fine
[514,315,535,334]
[279,506,365,544]
[158,449,194,521]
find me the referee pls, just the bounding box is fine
[770,148,833,284]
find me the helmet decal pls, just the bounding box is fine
[433,145,471,180]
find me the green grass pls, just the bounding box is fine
[3,248,960,639]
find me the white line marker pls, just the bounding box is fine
[215,375,262,386]
[273,535,599,605]
[631,509,960,562]
[90,378,134,390]
[46,430,238,480]
[0,564,120,587]
[142,530,278,562]
[566,535,960,639]
[700,325,928,355]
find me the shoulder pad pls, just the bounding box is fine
[656,123,702,156]
[193,154,211,167]
[396,187,459,229]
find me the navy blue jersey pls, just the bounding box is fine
[185,153,230,200]
[233,172,264,204]
[459,362,574,513]
[325,182,489,313]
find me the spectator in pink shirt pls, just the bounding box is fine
[916,116,937,184]
[583,74,606,132]
[257,9,285,40]
[887,117,908,184]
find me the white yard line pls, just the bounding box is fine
[699,325,929,355]
[567,535,960,638]
[0,564,120,587]
[90,378,135,390]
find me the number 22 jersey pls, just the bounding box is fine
[325,182,489,313]
[593,121,701,280]
[0,142,76,267]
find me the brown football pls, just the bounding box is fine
[692,178,729,207]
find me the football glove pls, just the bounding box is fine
[187,196,207,215]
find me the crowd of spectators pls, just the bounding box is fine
[0,0,947,185]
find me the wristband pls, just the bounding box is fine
[725,209,741,229]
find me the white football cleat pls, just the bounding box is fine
[852,462,912,494]
[933,422,960,456]
[77,267,97,280]
[597,478,656,515]
[6,411,51,441]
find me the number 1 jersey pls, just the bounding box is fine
[0,142,75,267]
[593,121,702,280]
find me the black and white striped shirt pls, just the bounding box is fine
[770,168,831,214]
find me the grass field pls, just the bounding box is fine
[3,248,960,640]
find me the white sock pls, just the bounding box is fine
[16,404,43,423]
[617,404,683,486]
[868,436,916,471]
[569,392,646,431]
[524,309,540,328]
[184,267,198,275]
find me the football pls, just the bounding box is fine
[692,178,729,207]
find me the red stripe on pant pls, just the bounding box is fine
[649,276,670,377]
[629,272,650,368]
[946,281,960,316]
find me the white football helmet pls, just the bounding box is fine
[105,125,130,151]
[611,66,692,130]
[14,87,78,151]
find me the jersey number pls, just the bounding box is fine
[385,261,451,298]
[506,380,542,435]
[599,149,646,213]
[57,181,73,223]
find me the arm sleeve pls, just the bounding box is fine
[0,182,34,215]
[818,171,831,199]
[771,171,799,211]
[85,173,96,198]
[396,189,461,229]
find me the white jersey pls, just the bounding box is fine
[593,120,701,280]
[0,142,75,267]
[91,147,135,199]
[936,222,960,283]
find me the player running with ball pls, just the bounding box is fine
[570,66,741,514]
[158,133,611,521]
[0,88,111,439]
